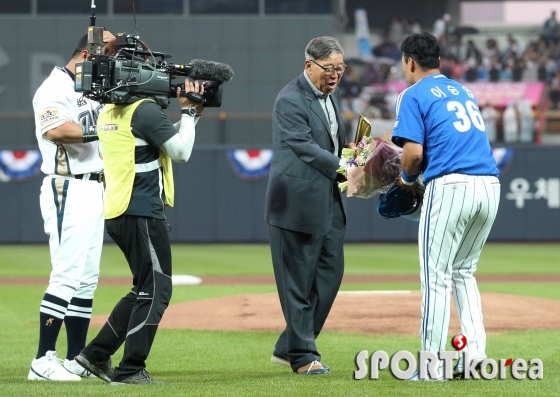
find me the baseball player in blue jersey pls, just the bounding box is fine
[392,32,500,380]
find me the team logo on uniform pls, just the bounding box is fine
[45,318,54,326]
[39,108,59,126]
[104,124,118,131]
[76,96,87,107]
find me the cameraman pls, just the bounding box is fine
[75,42,204,383]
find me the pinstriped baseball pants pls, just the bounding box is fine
[40,176,104,303]
[418,174,500,362]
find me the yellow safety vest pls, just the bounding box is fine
[97,98,174,219]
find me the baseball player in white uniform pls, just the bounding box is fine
[28,30,114,382]
[393,33,500,380]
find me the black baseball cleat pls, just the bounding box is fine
[74,353,114,382]
[110,369,160,385]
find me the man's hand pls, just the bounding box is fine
[177,79,204,114]
[396,176,418,196]
[103,31,116,43]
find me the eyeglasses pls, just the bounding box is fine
[310,59,347,76]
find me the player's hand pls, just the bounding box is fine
[348,142,356,149]
[103,31,116,43]
[177,79,205,114]
[396,177,418,196]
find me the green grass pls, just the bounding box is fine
[1,242,560,278]
[478,283,560,300]
[1,317,558,396]
[0,243,559,396]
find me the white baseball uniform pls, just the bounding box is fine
[33,66,104,306]
[393,73,500,370]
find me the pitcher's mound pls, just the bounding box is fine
[90,291,560,334]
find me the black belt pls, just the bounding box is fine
[75,172,104,183]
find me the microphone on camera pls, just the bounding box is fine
[187,59,234,83]
[170,59,233,83]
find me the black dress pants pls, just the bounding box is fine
[269,188,345,371]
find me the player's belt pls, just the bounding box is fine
[74,172,104,183]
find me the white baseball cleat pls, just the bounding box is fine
[407,370,447,381]
[453,354,486,379]
[63,358,96,378]
[27,351,81,381]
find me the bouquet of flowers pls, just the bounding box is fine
[336,115,403,199]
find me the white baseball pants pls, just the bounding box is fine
[418,173,500,361]
[40,176,104,303]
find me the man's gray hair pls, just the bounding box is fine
[305,36,345,61]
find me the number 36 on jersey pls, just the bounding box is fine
[431,84,485,133]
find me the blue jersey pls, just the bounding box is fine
[392,74,499,183]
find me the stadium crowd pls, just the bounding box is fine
[338,12,560,143]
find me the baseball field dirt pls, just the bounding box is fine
[85,275,560,334]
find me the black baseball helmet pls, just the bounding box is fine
[377,185,421,220]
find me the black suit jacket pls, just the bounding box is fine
[265,73,347,235]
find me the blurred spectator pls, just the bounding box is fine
[535,36,550,59]
[549,71,560,109]
[537,57,549,82]
[488,58,501,82]
[338,63,362,97]
[503,101,519,143]
[433,13,452,43]
[512,57,525,82]
[502,34,521,63]
[500,66,513,81]
[384,87,399,117]
[372,33,401,61]
[465,40,482,65]
[523,39,545,66]
[517,99,534,143]
[340,93,356,143]
[445,36,462,60]
[451,58,465,80]
[362,64,379,85]
[404,17,422,35]
[388,17,404,47]
[344,64,361,84]
[543,10,558,46]
[482,102,499,143]
[465,58,479,82]
[440,57,453,78]
[377,64,395,83]
[481,38,500,70]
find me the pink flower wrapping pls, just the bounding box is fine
[344,137,402,198]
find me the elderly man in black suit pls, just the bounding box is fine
[265,36,347,376]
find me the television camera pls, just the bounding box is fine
[75,28,233,109]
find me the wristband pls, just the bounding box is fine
[82,125,99,143]
[400,170,419,186]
